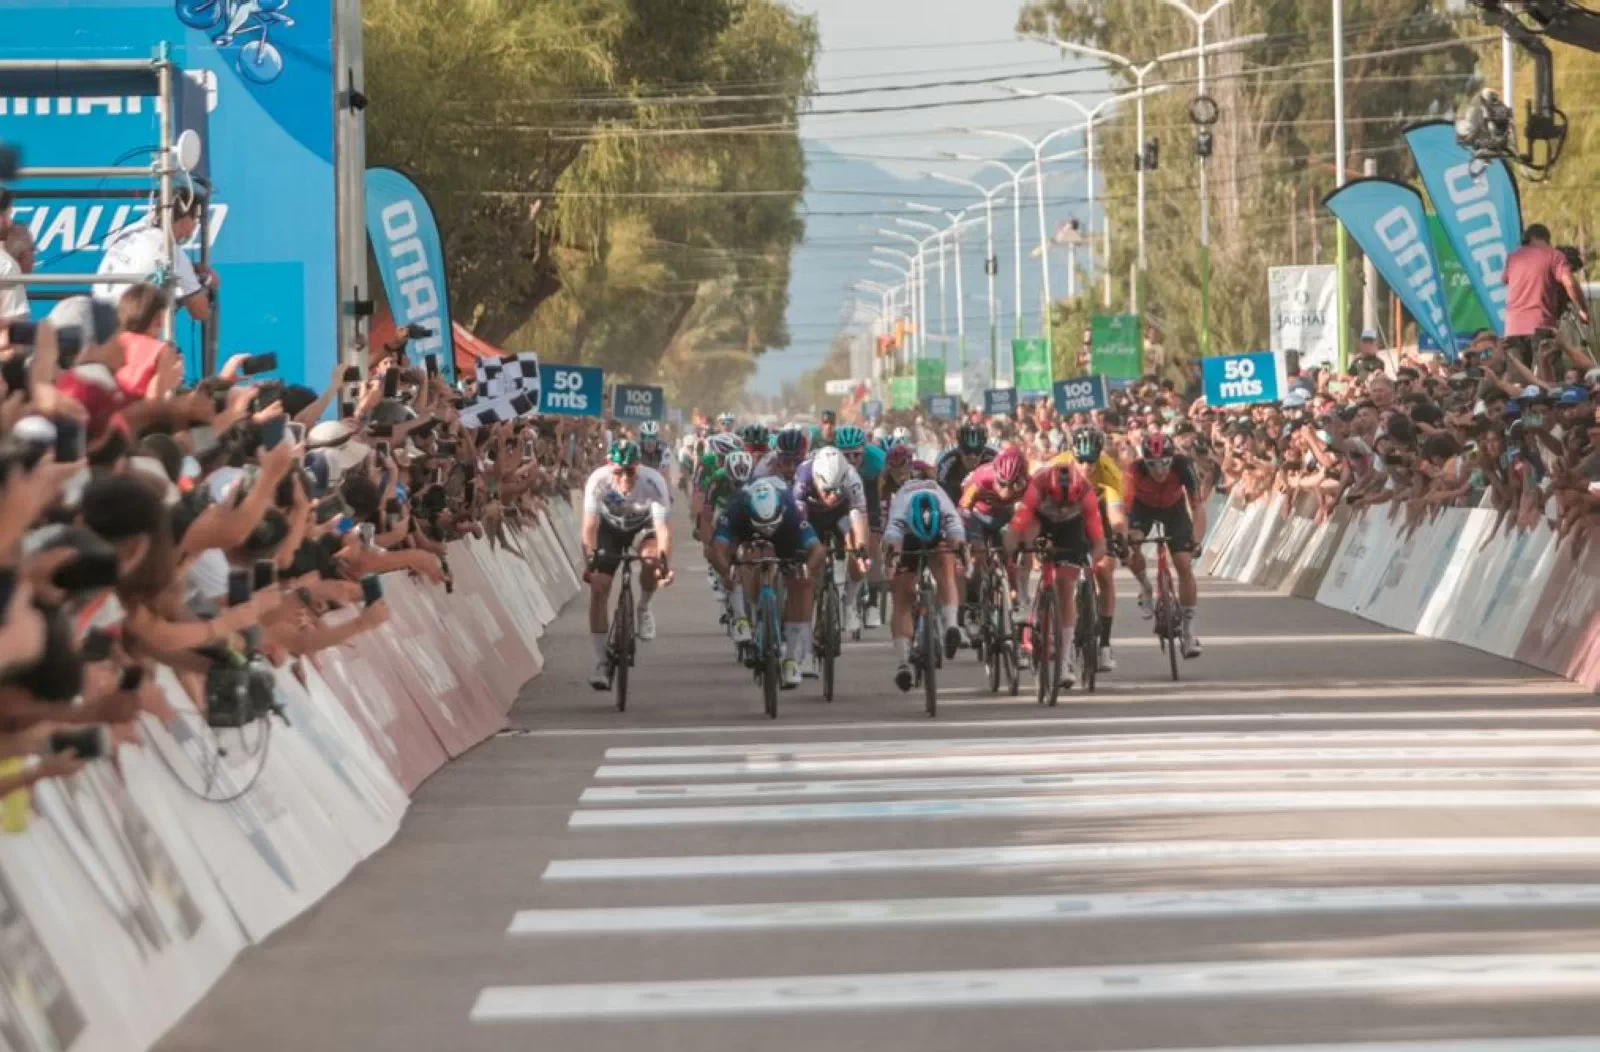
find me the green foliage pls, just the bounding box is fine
[365,0,817,405]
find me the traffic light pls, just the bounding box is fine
[1143,137,1160,171]
[1195,130,1213,159]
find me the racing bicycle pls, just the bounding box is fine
[1026,541,1090,707]
[735,549,797,718]
[975,542,1020,696]
[601,552,649,712]
[902,544,957,718]
[813,531,852,702]
[1142,524,1183,682]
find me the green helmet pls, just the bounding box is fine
[639,421,660,439]
[608,439,641,467]
[834,425,866,451]
[738,423,771,451]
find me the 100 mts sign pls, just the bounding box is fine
[611,383,665,421]
[1051,375,1108,415]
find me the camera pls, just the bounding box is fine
[204,653,285,729]
[1455,88,1515,161]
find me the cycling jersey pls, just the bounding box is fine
[958,462,1025,517]
[699,468,739,514]
[882,479,966,549]
[1010,463,1105,542]
[639,441,666,471]
[792,458,868,526]
[1048,451,1125,508]
[935,445,999,504]
[714,483,818,558]
[1129,455,1197,510]
[853,442,886,482]
[880,460,935,510]
[807,425,836,450]
[753,450,801,483]
[583,465,672,532]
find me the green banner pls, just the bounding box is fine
[1011,338,1051,393]
[914,357,946,399]
[888,375,916,410]
[1090,313,1142,381]
[1428,214,1491,340]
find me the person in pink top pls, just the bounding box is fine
[112,283,182,399]
[1502,223,1591,372]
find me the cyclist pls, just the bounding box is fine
[581,440,674,689]
[808,410,837,450]
[715,411,736,433]
[759,426,808,483]
[1003,458,1106,689]
[794,446,872,639]
[739,423,771,460]
[638,420,667,472]
[882,483,966,691]
[834,424,888,628]
[1127,431,1206,659]
[937,422,998,505]
[1059,427,1127,672]
[697,448,755,561]
[957,446,1030,643]
[711,476,826,690]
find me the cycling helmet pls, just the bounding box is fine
[834,425,866,452]
[1073,427,1106,464]
[746,478,786,535]
[992,447,1028,486]
[812,447,850,493]
[905,489,942,544]
[892,426,911,442]
[708,431,743,457]
[717,412,736,428]
[608,440,641,467]
[638,420,659,439]
[739,423,770,452]
[871,426,888,442]
[956,422,987,453]
[1141,431,1174,461]
[775,427,808,457]
[885,444,914,470]
[724,450,755,484]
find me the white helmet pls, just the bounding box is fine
[812,446,851,494]
[709,432,743,456]
[724,450,755,483]
[639,420,659,438]
[746,478,787,535]
[717,412,736,427]
[872,426,888,442]
[892,426,911,441]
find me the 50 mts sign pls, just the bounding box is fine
[1202,352,1283,407]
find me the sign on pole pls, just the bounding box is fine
[926,395,959,420]
[888,376,916,410]
[1267,265,1339,369]
[611,383,664,422]
[1419,215,1491,356]
[863,399,883,420]
[1201,351,1285,407]
[983,388,1017,417]
[1089,314,1142,381]
[1011,338,1051,394]
[1051,375,1109,415]
[915,357,946,399]
[538,363,606,417]
[823,378,860,396]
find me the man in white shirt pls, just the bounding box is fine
[93,193,217,322]
[0,193,31,348]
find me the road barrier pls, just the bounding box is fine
[0,501,584,1052]
[1201,491,1600,691]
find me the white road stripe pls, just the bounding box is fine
[579,766,1600,802]
[596,745,1600,781]
[606,727,1600,761]
[855,633,1420,649]
[513,700,1596,738]
[568,789,1600,828]
[542,836,1600,881]
[470,952,1600,1021]
[508,883,1600,934]
[1086,1040,1600,1052]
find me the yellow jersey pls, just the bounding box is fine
[1047,451,1125,508]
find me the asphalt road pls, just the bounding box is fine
[160,499,1600,1052]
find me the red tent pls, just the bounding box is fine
[368,309,505,376]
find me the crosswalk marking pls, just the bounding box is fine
[1083,1040,1600,1052]
[604,727,1600,761]
[580,766,1600,802]
[469,952,1600,1021]
[568,788,1600,828]
[542,836,1600,881]
[596,745,1600,780]
[508,883,1600,934]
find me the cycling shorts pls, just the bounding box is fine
[593,520,656,576]
[1129,500,1195,554]
[1035,516,1092,567]
[963,506,1013,545]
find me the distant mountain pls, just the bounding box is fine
[753,138,1090,395]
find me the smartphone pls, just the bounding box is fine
[375,441,390,459]
[314,495,348,524]
[227,568,252,606]
[342,365,361,383]
[382,368,400,399]
[404,323,433,340]
[48,727,105,761]
[286,422,306,446]
[424,354,438,377]
[54,417,83,462]
[252,558,277,592]
[118,665,145,692]
[56,330,83,369]
[360,573,383,606]
[261,415,286,450]
[241,352,278,376]
[437,440,457,458]
[6,320,37,346]
[358,522,376,546]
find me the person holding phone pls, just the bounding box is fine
[93,192,217,324]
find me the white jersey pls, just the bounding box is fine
[93,216,201,305]
[882,478,965,547]
[583,465,672,532]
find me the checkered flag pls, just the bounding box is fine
[508,353,540,398]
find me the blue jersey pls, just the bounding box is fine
[854,443,885,483]
[714,483,817,555]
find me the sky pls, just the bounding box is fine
[751,0,1113,393]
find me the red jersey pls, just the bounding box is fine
[959,462,1021,517]
[1011,463,1104,541]
[1129,455,1197,509]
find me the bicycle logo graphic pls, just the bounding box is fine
[175,0,295,85]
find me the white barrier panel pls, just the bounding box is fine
[0,502,585,1052]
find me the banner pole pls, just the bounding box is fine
[1332,0,1350,375]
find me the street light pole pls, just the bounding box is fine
[874,228,925,370]
[929,172,1008,387]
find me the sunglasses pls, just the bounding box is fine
[1147,457,1173,469]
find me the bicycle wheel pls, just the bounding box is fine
[1034,586,1057,707]
[919,582,938,718]
[1077,573,1098,694]
[820,577,840,702]
[612,578,633,713]
[1000,588,1020,696]
[982,571,1001,693]
[760,593,781,718]
[1165,601,1181,681]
